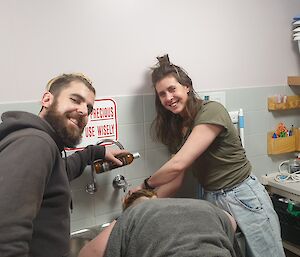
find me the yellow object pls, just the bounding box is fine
[267,128,300,155]
[275,123,288,137]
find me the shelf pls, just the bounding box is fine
[288,76,300,86]
[283,240,300,256]
[268,95,300,110]
[267,128,300,155]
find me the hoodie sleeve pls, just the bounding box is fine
[66,145,106,181]
[0,132,56,256]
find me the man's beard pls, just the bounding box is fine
[44,100,85,148]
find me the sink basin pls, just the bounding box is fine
[70,237,91,257]
[70,224,111,257]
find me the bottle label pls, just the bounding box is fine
[101,162,111,172]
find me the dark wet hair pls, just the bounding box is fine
[150,54,202,153]
[122,189,157,211]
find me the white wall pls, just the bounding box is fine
[1,0,300,102]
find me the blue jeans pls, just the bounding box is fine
[203,174,285,257]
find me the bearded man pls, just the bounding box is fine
[0,73,127,257]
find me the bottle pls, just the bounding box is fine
[93,152,140,174]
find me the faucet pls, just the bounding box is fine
[96,139,124,150]
[85,139,125,195]
[112,174,129,193]
[85,163,97,194]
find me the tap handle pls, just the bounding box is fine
[112,175,128,189]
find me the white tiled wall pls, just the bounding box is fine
[0,85,299,232]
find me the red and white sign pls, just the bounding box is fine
[66,98,118,151]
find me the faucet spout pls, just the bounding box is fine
[96,139,124,150]
[86,139,125,195]
[85,165,97,194]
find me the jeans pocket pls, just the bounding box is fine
[233,186,263,212]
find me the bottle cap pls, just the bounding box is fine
[132,152,140,159]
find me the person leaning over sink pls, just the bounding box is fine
[130,54,285,257]
[0,73,128,257]
[78,189,242,257]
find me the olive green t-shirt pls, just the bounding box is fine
[186,101,251,191]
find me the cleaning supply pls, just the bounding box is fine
[238,109,245,148]
[287,200,300,217]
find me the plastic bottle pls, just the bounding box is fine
[238,108,245,148]
[93,152,140,174]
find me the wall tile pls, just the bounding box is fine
[285,85,300,95]
[70,167,94,191]
[226,86,284,111]
[225,88,263,111]
[117,123,145,151]
[265,85,286,98]
[93,186,123,219]
[113,95,144,125]
[143,94,156,122]
[70,189,95,221]
[94,167,126,187]
[145,147,169,176]
[245,134,266,157]
[124,149,148,180]
[0,101,40,117]
[126,177,145,188]
[248,155,274,180]
[267,109,299,130]
[144,122,165,150]
[244,110,269,135]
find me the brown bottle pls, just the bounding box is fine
[93,152,140,174]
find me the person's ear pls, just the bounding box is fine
[41,92,54,109]
[184,85,190,94]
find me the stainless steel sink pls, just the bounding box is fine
[70,237,91,257]
[70,224,111,257]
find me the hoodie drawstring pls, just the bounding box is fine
[63,149,73,213]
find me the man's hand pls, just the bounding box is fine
[104,149,129,166]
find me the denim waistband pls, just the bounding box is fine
[204,174,254,195]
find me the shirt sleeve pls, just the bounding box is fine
[66,145,106,181]
[194,101,232,130]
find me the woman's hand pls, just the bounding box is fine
[128,184,143,195]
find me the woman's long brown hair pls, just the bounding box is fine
[150,54,202,153]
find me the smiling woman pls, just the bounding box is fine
[129,54,286,257]
[155,75,190,116]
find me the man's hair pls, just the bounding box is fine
[122,189,157,211]
[46,73,95,96]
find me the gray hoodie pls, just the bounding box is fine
[0,111,105,257]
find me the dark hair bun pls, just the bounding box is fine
[157,54,170,66]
